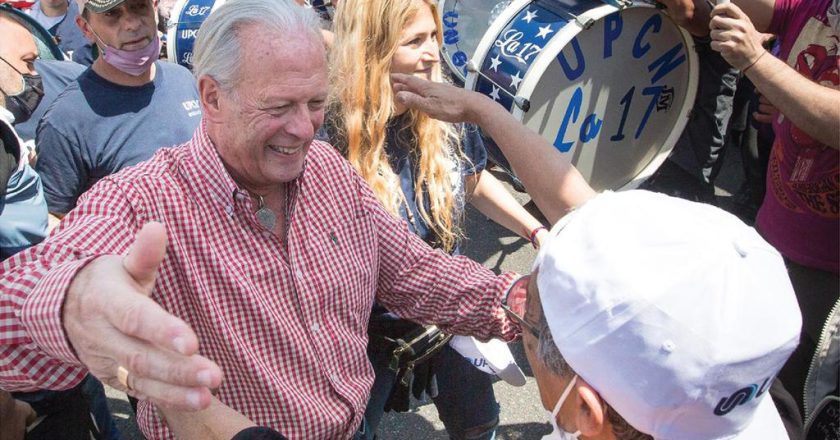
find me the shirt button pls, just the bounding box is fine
[224,205,233,217]
[311,322,320,333]
[330,373,338,382]
[295,269,304,280]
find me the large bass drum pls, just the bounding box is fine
[166,0,226,70]
[466,0,698,191]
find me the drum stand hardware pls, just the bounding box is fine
[466,61,531,112]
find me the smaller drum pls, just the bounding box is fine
[166,0,226,70]
[438,0,512,82]
[466,0,698,191]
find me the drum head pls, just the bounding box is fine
[166,0,224,69]
[439,0,511,81]
[468,1,697,191]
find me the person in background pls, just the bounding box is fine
[25,0,94,65]
[325,0,547,437]
[661,0,840,426]
[0,11,117,440]
[34,0,200,229]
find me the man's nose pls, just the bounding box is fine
[122,12,144,32]
[285,105,316,141]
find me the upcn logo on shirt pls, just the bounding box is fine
[714,377,772,416]
[182,100,201,118]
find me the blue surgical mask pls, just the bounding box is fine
[542,375,580,440]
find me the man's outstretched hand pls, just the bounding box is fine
[63,222,223,411]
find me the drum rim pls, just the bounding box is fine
[438,0,506,82]
[465,0,699,191]
[166,0,227,67]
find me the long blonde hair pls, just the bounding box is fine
[328,0,464,252]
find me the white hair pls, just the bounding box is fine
[192,0,323,92]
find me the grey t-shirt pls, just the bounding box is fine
[35,61,201,214]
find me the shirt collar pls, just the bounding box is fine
[188,118,307,206]
[188,118,241,205]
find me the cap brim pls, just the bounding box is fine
[83,0,128,13]
[729,395,789,440]
[495,363,527,387]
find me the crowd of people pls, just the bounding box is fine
[0,0,836,439]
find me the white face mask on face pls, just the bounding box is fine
[541,375,581,440]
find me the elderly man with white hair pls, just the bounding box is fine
[0,0,598,438]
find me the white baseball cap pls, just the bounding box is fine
[533,190,800,440]
[449,335,527,386]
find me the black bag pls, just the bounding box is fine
[370,324,452,412]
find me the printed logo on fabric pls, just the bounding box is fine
[714,377,772,416]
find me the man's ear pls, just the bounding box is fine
[574,378,609,437]
[75,15,96,44]
[198,75,224,123]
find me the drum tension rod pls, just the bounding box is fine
[466,61,531,112]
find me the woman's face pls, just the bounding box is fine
[391,3,440,81]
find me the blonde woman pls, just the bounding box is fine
[323,0,548,437]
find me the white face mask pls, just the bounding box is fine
[541,375,581,440]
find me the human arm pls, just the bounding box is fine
[34,121,88,215]
[158,395,258,440]
[709,2,840,149]
[356,170,520,340]
[655,0,774,35]
[392,73,596,225]
[0,179,221,410]
[467,170,547,247]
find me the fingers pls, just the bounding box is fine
[710,2,744,20]
[123,222,168,289]
[113,339,222,390]
[127,373,216,411]
[88,327,222,410]
[394,90,424,110]
[390,73,428,94]
[103,283,201,356]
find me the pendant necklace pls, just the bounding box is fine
[255,194,277,230]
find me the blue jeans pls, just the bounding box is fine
[365,342,499,439]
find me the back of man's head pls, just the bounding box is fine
[533,190,800,439]
[192,0,323,94]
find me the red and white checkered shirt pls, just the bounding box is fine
[0,121,518,439]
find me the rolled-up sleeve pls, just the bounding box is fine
[359,172,520,341]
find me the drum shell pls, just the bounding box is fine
[466,0,698,191]
[166,0,225,70]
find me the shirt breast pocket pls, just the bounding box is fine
[296,212,377,329]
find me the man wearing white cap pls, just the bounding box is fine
[392,74,803,439]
